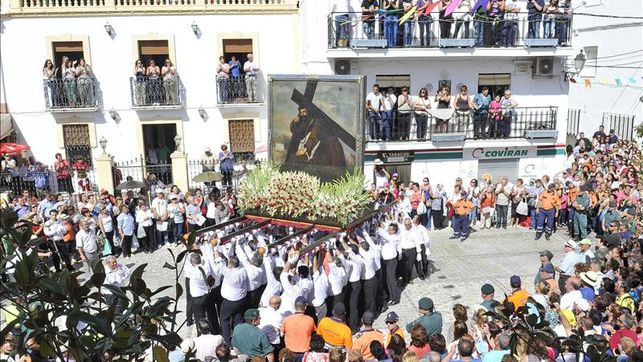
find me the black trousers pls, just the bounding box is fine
[247,284,266,309]
[185,277,194,324]
[401,248,417,285]
[191,294,207,328]
[121,234,133,257]
[559,275,570,295]
[206,284,223,334]
[362,276,377,314]
[220,297,247,344]
[416,244,429,278]
[50,239,73,272]
[347,280,362,331]
[382,258,399,303]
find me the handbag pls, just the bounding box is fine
[102,240,112,256]
[516,201,529,216]
[417,201,427,215]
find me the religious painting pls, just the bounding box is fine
[268,75,366,182]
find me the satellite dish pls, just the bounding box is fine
[439,70,450,80]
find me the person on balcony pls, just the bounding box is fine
[42,59,57,108]
[416,0,434,47]
[331,0,352,47]
[527,0,545,39]
[437,0,454,39]
[485,0,505,46]
[500,90,517,138]
[413,88,431,141]
[472,86,491,139]
[453,85,474,133]
[557,0,572,45]
[361,0,379,40]
[61,56,77,108]
[433,86,451,133]
[243,53,260,103]
[382,88,396,141]
[402,0,415,47]
[366,83,385,141]
[453,0,473,39]
[543,0,560,39]
[75,59,93,108]
[502,0,521,46]
[383,0,400,47]
[217,56,230,103]
[146,59,162,106]
[134,60,147,106]
[162,59,178,105]
[488,94,502,138]
[397,87,413,140]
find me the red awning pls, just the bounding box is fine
[0,142,30,155]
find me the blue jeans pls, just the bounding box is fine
[368,110,383,140]
[415,114,428,139]
[543,18,555,38]
[530,206,537,229]
[404,22,415,46]
[363,21,375,39]
[501,19,517,46]
[528,19,541,38]
[474,19,484,46]
[381,111,392,141]
[173,221,184,244]
[334,14,350,45]
[557,17,569,44]
[385,15,398,47]
[502,111,513,137]
[418,16,432,46]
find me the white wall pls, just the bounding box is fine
[568,0,643,135]
[0,13,299,162]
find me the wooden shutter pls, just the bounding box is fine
[139,40,169,55]
[53,41,83,53]
[223,39,253,54]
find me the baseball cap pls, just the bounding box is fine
[510,275,521,288]
[481,283,495,295]
[564,240,577,249]
[418,297,434,310]
[244,308,260,320]
[362,311,375,324]
[539,263,554,274]
[385,311,399,323]
[539,250,554,261]
[333,303,347,316]
[579,238,592,246]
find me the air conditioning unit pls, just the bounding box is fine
[533,58,554,77]
[335,59,351,75]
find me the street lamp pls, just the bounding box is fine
[198,106,207,120]
[99,136,107,154]
[109,108,118,120]
[104,22,114,36]
[174,134,182,151]
[191,21,200,36]
[574,50,586,73]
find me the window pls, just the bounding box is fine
[580,46,597,78]
[138,40,170,68]
[52,41,85,72]
[375,75,410,95]
[222,39,253,72]
[228,119,255,160]
[62,124,93,166]
[478,73,511,100]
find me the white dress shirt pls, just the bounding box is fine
[342,253,364,283]
[377,227,400,261]
[298,276,315,303]
[219,263,249,301]
[312,268,329,307]
[258,307,284,344]
[280,271,303,314]
[359,247,378,280]
[363,233,382,270]
[193,334,224,361]
[260,255,283,307]
[399,227,419,251]
[76,228,98,255]
[236,243,265,292]
[185,260,213,298]
[44,219,66,241]
[327,262,347,296]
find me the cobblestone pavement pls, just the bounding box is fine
[111,223,574,340]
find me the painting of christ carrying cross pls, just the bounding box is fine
[269,75,366,182]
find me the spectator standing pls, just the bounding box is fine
[281,297,317,356]
[502,0,521,46]
[453,85,473,133]
[416,0,433,46]
[382,88,396,141]
[527,0,545,38]
[366,84,385,141]
[382,0,400,47]
[231,309,275,362]
[499,90,517,138]
[54,153,73,194]
[405,298,443,338]
[317,303,353,350]
[116,205,134,259]
[243,53,260,102]
[397,87,413,140]
[146,59,162,105]
[414,88,431,140]
[450,191,474,241]
[216,56,231,103]
[76,219,99,279]
[438,0,454,39]
[134,59,146,105]
[361,0,379,39]
[353,311,384,360]
[494,177,513,229]
[219,144,235,187]
[543,0,560,39]
[472,87,491,139]
[161,59,177,105]
[535,183,560,241]
[75,58,93,107]
[331,0,352,47]
[229,56,241,78]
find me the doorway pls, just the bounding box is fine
[376,163,412,186]
[142,123,176,185]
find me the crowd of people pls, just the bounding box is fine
[1,125,642,362]
[42,57,96,109]
[365,84,519,141]
[331,0,572,48]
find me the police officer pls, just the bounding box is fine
[572,185,591,240]
[450,191,474,242]
[535,184,560,241]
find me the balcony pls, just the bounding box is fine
[216,76,264,105]
[8,0,298,16]
[327,12,572,58]
[130,76,183,109]
[366,106,558,143]
[43,78,100,112]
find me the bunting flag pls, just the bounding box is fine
[399,6,417,24]
[445,0,463,16]
[615,79,623,86]
[584,79,592,88]
[425,0,442,15]
[599,78,609,85]
[629,77,637,85]
[469,0,489,15]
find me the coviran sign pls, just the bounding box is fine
[466,147,536,160]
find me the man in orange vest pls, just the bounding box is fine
[535,183,560,241]
[449,191,474,242]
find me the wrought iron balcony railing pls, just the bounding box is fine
[216,76,264,105]
[43,78,99,111]
[328,11,571,50]
[365,106,558,142]
[130,76,183,108]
